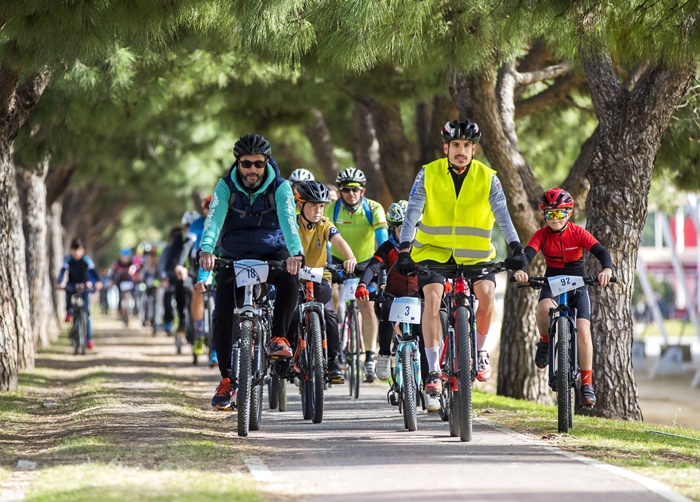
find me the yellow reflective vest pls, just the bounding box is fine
[411,158,496,265]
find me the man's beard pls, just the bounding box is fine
[242,174,263,189]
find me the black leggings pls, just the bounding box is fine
[376,297,428,382]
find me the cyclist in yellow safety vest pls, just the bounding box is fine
[396,119,526,398]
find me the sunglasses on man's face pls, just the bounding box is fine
[543,209,571,221]
[340,187,362,194]
[239,160,267,169]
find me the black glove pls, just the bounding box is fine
[396,252,416,276]
[504,246,526,271]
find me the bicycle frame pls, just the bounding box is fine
[547,290,579,393]
[420,261,506,443]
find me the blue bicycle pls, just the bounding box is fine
[374,291,423,431]
[516,275,616,433]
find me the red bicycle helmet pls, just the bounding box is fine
[539,188,574,210]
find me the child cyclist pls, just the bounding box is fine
[513,188,613,406]
[287,180,357,383]
[354,201,439,411]
[56,238,103,348]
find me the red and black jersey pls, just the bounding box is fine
[359,240,419,297]
[526,223,599,277]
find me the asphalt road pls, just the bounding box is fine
[240,382,684,502]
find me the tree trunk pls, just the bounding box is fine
[304,108,340,185]
[16,156,54,349]
[47,200,65,336]
[416,95,458,168]
[368,98,419,205]
[0,68,49,387]
[352,99,392,207]
[450,68,550,402]
[580,53,696,419]
[0,140,31,388]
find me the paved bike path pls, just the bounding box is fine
[244,384,686,502]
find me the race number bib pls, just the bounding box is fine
[234,260,269,286]
[548,275,584,296]
[119,281,134,292]
[341,278,360,300]
[298,267,324,283]
[389,297,422,325]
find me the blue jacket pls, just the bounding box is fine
[199,156,303,261]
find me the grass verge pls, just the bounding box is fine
[25,464,261,502]
[473,391,700,501]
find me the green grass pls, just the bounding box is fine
[473,391,700,500]
[634,319,696,340]
[25,464,261,502]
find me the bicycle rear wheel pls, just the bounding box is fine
[236,319,254,437]
[401,345,417,431]
[456,307,472,442]
[309,312,325,424]
[556,317,572,433]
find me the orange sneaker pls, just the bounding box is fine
[268,337,293,358]
[211,378,234,409]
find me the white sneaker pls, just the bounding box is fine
[364,358,376,382]
[424,392,440,413]
[375,354,391,381]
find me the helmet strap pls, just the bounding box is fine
[299,203,317,229]
[448,160,471,174]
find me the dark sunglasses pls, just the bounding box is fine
[340,187,362,193]
[239,160,267,169]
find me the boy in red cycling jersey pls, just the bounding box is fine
[513,188,613,406]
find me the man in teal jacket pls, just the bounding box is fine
[198,134,304,410]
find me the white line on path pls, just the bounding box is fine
[243,456,275,483]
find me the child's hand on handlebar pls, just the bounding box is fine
[355,283,370,302]
[598,268,613,288]
[513,270,529,284]
[343,258,357,274]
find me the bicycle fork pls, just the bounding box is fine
[547,305,579,395]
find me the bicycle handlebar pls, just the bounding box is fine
[510,276,618,289]
[416,261,507,279]
[214,257,287,270]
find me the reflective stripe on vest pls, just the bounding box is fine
[411,158,496,265]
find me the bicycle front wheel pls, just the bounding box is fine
[236,319,254,437]
[401,344,417,431]
[456,307,472,442]
[309,311,325,424]
[346,307,361,399]
[556,316,572,433]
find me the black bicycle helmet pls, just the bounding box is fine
[233,134,272,159]
[335,167,366,187]
[295,180,331,204]
[441,119,481,143]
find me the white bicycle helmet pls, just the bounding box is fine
[336,167,366,187]
[181,210,199,226]
[289,168,315,184]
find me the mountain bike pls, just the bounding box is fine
[515,275,616,433]
[375,291,423,431]
[293,266,333,423]
[418,261,506,442]
[338,274,363,399]
[64,283,93,356]
[216,257,280,437]
[139,279,158,335]
[118,280,135,327]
